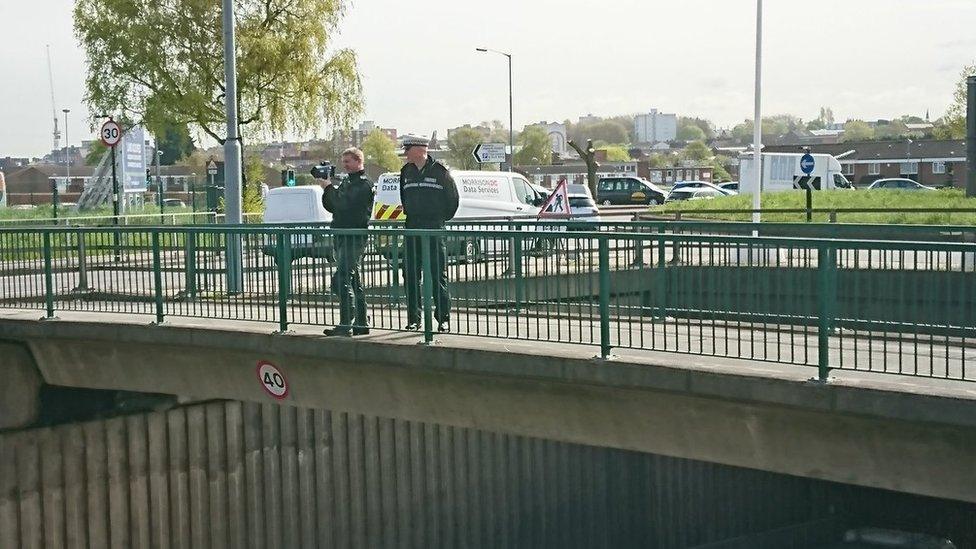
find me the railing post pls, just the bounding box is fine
[513,232,524,313]
[420,233,435,344]
[276,232,292,333]
[72,228,92,293]
[655,229,667,320]
[391,233,401,306]
[598,236,612,358]
[151,231,165,324]
[816,244,836,382]
[183,231,197,298]
[630,220,645,268]
[42,231,56,319]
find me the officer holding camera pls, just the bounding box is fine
[317,147,375,336]
[398,135,459,332]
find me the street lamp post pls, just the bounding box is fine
[751,0,763,228]
[476,47,513,171]
[156,149,164,223]
[58,108,70,223]
[221,0,243,292]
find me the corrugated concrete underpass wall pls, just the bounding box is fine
[2,399,846,549]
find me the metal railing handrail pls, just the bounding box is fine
[2,224,973,253]
[2,224,972,385]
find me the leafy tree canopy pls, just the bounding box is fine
[74,0,363,144]
[360,129,401,172]
[514,126,552,165]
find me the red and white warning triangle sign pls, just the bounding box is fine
[538,178,572,218]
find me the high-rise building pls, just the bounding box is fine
[634,109,677,144]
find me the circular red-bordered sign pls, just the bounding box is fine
[99,120,123,147]
[256,360,289,399]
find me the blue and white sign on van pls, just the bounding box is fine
[800,153,816,175]
[472,143,507,164]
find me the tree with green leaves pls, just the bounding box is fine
[514,126,552,165]
[677,124,706,142]
[85,141,108,166]
[934,62,975,139]
[598,145,630,162]
[569,120,628,145]
[446,127,488,170]
[242,154,265,213]
[677,117,714,141]
[156,124,196,165]
[680,141,712,163]
[360,130,401,172]
[74,0,363,145]
[843,120,875,142]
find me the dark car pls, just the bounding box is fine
[596,177,666,206]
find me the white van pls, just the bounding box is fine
[373,170,542,221]
[739,153,854,195]
[261,185,333,263]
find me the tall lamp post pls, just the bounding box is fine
[476,47,513,171]
[221,0,243,292]
[57,108,70,222]
[751,0,763,228]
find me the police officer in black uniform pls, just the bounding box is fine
[319,147,375,336]
[398,135,460,332]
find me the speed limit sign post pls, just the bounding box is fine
[100,119,123,239]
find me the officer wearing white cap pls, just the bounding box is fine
[398,134,459,332]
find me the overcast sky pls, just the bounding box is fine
[2,0,975,157]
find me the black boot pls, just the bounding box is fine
[352,316,371,336]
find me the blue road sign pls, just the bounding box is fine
[800,153,815,175]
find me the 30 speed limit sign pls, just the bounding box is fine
[100,120,122,147]
[256,360,289,399]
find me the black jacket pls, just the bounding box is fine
[321,170,375,229]
[399,157,460,229]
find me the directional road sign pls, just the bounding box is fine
[472,143,507,164]
[800,153,816,175]
[100,120,122,147]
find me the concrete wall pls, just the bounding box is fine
[3,316,976,506]
[1,400,849,549]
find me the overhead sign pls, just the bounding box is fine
[538,179,572,218]
[256,360,289,399]
[472,143,507,164]
[800,153,816,175]
[100,120,122,147]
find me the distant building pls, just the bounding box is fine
[0,157,35,173]
[332,121,398,151]
[634,109,677,144]
[577,114,601,125]
[524,121,568,156]
[764,139,968,188]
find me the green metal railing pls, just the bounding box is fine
[0,224,972,384]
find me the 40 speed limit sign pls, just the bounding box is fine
[256,360,290,399]
[100,119,122,147]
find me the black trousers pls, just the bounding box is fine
[403,234,450,324]
[333,235,368,328]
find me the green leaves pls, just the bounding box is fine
[74,0,363,143]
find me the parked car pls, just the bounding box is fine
[666,181,733,202]
[866,178,937,191]
[666,187,726,202]
[566,183,600,223]
[718,181,739,193]
[162,199,187,208]
[596,177,666,206]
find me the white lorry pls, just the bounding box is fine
[739,153,853,195]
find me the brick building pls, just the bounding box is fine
[764,139,967,188]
